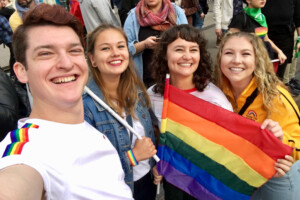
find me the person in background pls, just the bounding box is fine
[0,69,19,142]
[83,24,157,200]
[148,24,233,200]
[180,0,202,25]
[0,0,14,20]
[284,32,300,96]
[213,0,233,47]
[0,14,14,77]
[233,0,243,16]
[78,0,120,33]
[124,0,187,87]
[0,4,133,199]
[1,0,13,8]
[119,0,139,26]
[228,0,287,65]
[9,0,39,32]
[262,0,300,94]
[214,31,299,200]
[192,0,207,29]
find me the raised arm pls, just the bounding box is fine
[264,35,287,64]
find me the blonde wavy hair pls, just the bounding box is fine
[86,24,150,118]
[214,32,285,115]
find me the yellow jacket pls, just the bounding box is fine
[223,78,300,160]
[9,11,22,32]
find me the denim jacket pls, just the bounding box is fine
[83,79,156,191]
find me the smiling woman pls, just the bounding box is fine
[83,24,158,200]
[147,24,233,200]
[214,31,300,200]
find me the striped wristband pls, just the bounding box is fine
[127,149,138,166]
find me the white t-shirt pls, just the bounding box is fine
[0,118,133,200]
[147,83,233,127]
[131,118,150,181]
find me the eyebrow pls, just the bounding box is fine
[33,43,82,52]
[223,48,252,51]
[172,45,199,48]
[97,40,126,46]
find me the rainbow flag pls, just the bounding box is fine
[2,123,39,157]
[157,78,293,200]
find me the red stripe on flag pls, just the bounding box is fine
[167,84,293,160]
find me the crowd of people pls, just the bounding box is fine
[0,0,300,200]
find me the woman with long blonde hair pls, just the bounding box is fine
[214,31,299,200]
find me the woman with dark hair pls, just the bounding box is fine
[147,24,233,199]
[83,24,157,200]
[124,0,187,87]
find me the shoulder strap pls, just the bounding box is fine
[279,91,300,125]
[238,88,259,116]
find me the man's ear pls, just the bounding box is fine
[14,62,29,83]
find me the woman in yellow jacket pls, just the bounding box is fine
[214,31,300,200]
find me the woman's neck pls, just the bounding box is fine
[102,75,120,98]
[171,76,195,90]
[148,1,163,14]
[231,85,245,100]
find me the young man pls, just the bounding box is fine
[0,4,133,200]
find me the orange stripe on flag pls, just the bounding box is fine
[167,101,276,179]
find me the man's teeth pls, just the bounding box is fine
[110,60,121,64]
[230,68,244,71]
[53,76,76,84]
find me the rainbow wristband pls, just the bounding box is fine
[127,149,138,166]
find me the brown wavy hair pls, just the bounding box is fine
[151,24,212,95]
[12,4,84,68]
[86,24,150,118]
[214,31,284,114]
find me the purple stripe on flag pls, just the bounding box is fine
[160,160,223,200]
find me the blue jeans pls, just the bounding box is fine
[251,160,300,200]
[193,12,204,29]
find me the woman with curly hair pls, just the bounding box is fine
[214,31,299,200]
[147,24,233,199]
[83,24,157,200]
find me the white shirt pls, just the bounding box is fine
[147,83,233,128]
[131,117,151,181]
[0,118,133,200]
